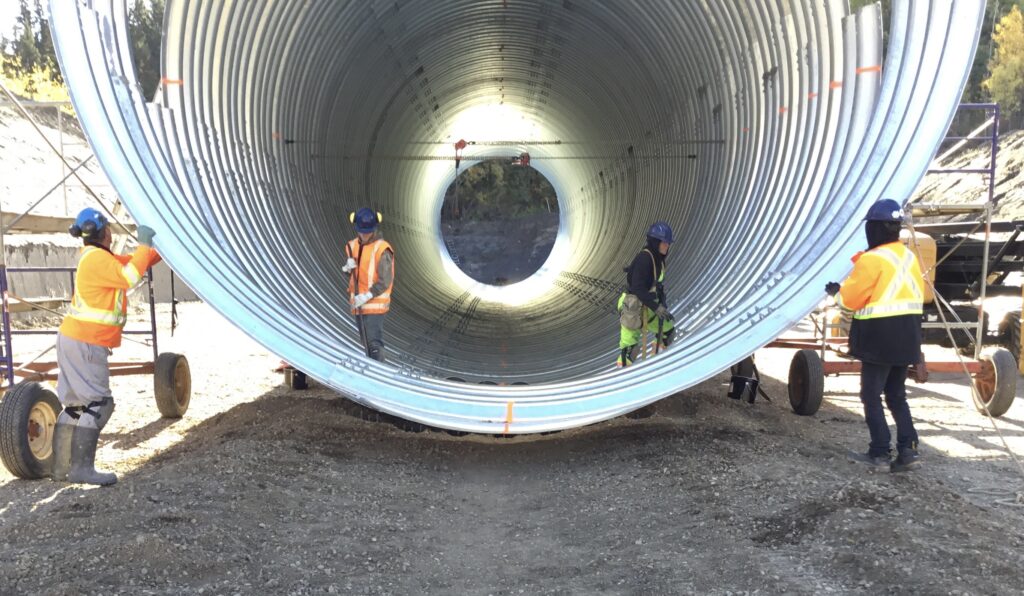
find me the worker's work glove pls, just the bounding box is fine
[342,257,357,274]
[825,282,841,297]
[136,225,156,247]
[352,292,373,309]
[654,305,674,321]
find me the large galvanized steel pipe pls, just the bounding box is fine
[50,1,984,432]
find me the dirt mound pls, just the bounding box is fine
[914,130,1024,220]
[1,304,1022,594]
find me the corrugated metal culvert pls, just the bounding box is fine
[50,1,984,432]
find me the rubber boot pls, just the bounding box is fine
[67,426,116,486]
[49,420,74,482]
[369,347,385,362]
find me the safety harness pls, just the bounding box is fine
[63,397,111,420]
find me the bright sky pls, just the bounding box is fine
[0,2,24,42]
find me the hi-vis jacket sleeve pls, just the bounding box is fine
[97,246,160,289]
[837,253,882,312]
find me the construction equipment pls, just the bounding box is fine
[752,104,1017,419]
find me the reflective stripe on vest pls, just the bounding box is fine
[66,247,128,327]
[122,262,142,285]
[854,246,923,320]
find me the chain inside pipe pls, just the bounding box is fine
[50,0,985,432]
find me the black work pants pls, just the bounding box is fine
[361,314,386,361]
[860,362,919,457]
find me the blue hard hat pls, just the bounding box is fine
[647,221,673,244]
[69,207,108,239]
[352,208,379,233]
[864,199,905,222]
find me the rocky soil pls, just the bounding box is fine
[443,212,559,285]
[1,302,1022,594]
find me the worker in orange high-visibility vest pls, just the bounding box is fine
[343,208,394,362]
[826,198,925,474]
[50,208,161,486]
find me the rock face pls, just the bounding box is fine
[442,212,560,285]
[913,130,1024,220]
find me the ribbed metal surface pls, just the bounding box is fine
[50,0,984,432]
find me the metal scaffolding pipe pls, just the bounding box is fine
[50,0,984,432]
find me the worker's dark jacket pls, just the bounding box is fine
[849,316,922,366]
[626,237,666,312]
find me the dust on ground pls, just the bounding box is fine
[1,302,1023,594]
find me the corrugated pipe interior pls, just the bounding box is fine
[51,1,984,432]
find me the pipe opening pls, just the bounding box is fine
[441,160,559,286]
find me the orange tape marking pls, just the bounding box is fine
[161,77,183,85]
[856,65,882,74]
[829,81,843,89]
[808,92,818,99]
[503,401,515,434]
[778,106,788,114]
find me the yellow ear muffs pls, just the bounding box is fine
[349,212,356,224]
[377,211,383,224]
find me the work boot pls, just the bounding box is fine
[848,450,892,471]
[616,346,636,368]
[890,447,921,473]
[368,347,385,362]
[67,426,116,486]
[49,420,74,482]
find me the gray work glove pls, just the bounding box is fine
[136,225,156,247]
[352,292,373,309]
[342,257,357,274]
[654,305,674,321]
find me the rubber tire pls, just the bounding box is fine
[154,353,191,419]
[0,381,61,479]
[974,349,1017,418]
[998,310,1021,363]
[788,349,824,416]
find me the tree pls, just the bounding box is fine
[34,0,60,82]
[12,0,40,74]
[128,0,165,101]
[984,6,1024,129]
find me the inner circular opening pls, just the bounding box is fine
[440,159,560,286]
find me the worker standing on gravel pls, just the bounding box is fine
[344,208,394,362]
[826,198,925,473]
[50,208,161,486]
[616,221,675,367]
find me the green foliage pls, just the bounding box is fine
[984,6,1024,127]
[0,0,164,101]
[443,160,558,222]
[13,1,40,74]
[128,0,165,101]
[847,0,1024,129]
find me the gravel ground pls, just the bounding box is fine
[1,302,1023,595]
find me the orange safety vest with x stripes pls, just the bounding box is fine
[837,241,924,320]
[347,237,393,315]
[59,244,161,348]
